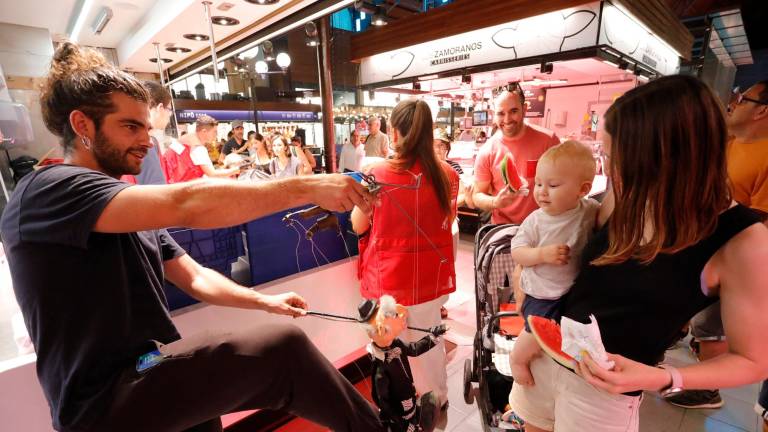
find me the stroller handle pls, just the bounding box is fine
[485,311,520,340]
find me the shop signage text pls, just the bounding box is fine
[175,110,318,123]
[361,2,601,85]
[598,3,680,76]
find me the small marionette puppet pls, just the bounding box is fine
[357,295,447,432]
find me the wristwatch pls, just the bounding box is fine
[658,364,684,397]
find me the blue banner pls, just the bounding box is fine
[175,109,318,123]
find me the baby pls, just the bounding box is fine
[508,140,600,386]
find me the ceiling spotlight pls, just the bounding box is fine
[413,81,421,91]
[461,74,472,84]
[305,35,320,47]
[183,33,209,41]
[149,58,173,63]
[91,6,113,35]
[540,62,554,74]
[262,40,275,61]
[371,12,388,26]
[275,52,291,69]
[212,16,239,26]
[245,0,279,4]
[166,46,191,54]
[304,21,320,46]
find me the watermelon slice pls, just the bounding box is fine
[500,154,523,192]
[528,315,577,370]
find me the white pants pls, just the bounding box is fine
[403,295,449,405]
[509,356,642,432]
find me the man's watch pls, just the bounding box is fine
[658,364,684,397]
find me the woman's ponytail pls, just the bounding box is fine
[389,100,452,215]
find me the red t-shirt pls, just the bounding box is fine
[474,125,560,224]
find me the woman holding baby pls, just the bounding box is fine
[511,75,768,431]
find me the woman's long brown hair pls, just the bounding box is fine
[388,100,451,215]
[593,75,731,266]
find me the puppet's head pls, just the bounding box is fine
[358,295,407,348]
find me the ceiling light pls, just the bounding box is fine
[540,62,554,74]
[166,47,191,54]
[305,35,320,47]
[183,33,209,41]
[149,58,173,63]
[276,52,291,69]
[413,81,421,91]
[418,74,439,81]
[519,78,567,86]
[371,13,388,26]
[68,0,95,43]
[245,0,280,4]
[262,40,275,61]
[212,16,239,26]
[91,6,113,35]
[255,60,269,74]
[461,74,472,84]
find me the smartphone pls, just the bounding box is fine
[136,349,165,373]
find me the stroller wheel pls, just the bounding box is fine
[463,358,475,404]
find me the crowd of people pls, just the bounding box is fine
[2,41,768,432]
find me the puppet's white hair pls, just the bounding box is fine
[378,295,398,318]
[362,295,398,338]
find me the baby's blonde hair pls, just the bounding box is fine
[539,140,596,183]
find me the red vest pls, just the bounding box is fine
[358,160,458,306]
[163,144,204,183]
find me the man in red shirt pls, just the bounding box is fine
[472,89,560,224]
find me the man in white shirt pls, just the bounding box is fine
[339,130,366,173]
[179,115,239,179]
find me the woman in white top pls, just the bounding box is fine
[270,135,313,178]
[248,132,272,174]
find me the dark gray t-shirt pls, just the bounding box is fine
[0,164,184,430]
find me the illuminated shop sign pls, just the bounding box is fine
[360,1,681,85]
[599,3,680,76]
[257,111,319,121]
[361,2,601,85]
[175,110,318,122]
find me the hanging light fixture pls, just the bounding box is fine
[305,21,320,47]
[276,52,291,69]
[261,40,275,61]
[371,10,388,26]
[255,61,269,74]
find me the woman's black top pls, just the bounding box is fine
[563,205,762,367]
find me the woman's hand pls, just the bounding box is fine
[258,292,308,318]
[576,352,671,394]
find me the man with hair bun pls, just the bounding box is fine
[0,42,383,432]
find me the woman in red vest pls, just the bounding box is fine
[351,99,459,408]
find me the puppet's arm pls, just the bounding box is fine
[398,335,438,357]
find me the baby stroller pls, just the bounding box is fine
[463,223,526,431]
